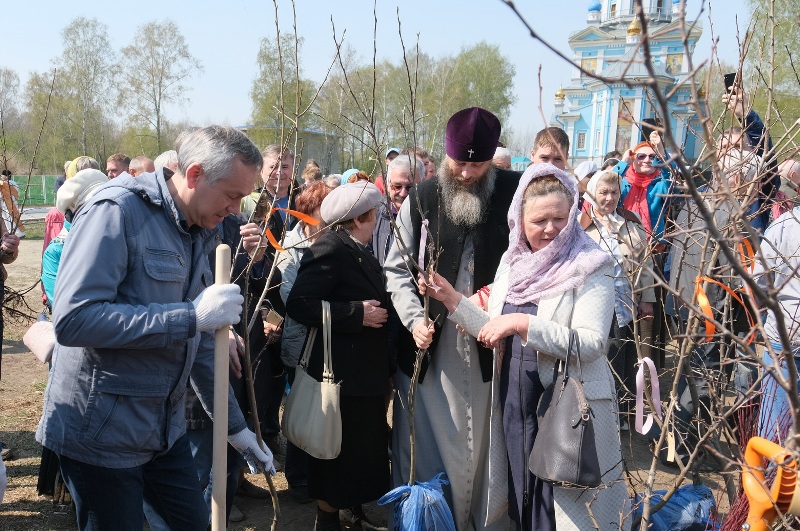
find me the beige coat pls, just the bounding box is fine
[581,209,656,305]
[449,259,631,530]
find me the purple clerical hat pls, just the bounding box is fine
[445,107,501,162]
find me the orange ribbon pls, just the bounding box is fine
[262,207,320,253]
[264,228,286,252]
[272,207,320,227]
[737,238,755,273]
[695,276,756,344]
[694,236,758,343]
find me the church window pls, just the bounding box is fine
[577,132,587,150]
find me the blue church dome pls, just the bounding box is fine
[672,0,681,4]
[588,0,602,11]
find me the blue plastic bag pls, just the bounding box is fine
[632,484,719,531]
[378,472,457,531]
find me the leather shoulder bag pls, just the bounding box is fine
[528,329,602,488]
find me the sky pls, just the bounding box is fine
[4,0,751,143]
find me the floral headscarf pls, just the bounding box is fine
[504,163,610,305]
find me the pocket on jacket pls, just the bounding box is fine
[80,368,171,452]
[582,379,615,401]
[143,248,186,283]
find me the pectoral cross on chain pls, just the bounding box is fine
[467,148,474,158]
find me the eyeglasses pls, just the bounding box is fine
[391,184,413,192]
[635,153,657,161]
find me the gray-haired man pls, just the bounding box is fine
[37,126,274,530]
[371,154,425,265]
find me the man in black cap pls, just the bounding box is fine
[384,107,518,530]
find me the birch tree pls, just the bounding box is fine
[57,17,115,156]
[117,20,202,154]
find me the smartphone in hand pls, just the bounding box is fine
[724,72,738,91]
[262,308,284,328]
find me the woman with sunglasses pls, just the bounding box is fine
[613,131,673,243]
[612,131,674,368]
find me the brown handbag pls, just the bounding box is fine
[528,330,602,488]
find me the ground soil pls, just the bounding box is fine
[0,226,735,530]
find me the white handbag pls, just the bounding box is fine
[281,301,342,459]
[23,311,55,364]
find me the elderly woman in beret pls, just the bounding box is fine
[286,181,390,531]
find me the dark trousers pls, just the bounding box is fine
[648,317,720,465]
[639,250,669,369]
[499,345,555,530]
[253,348,284,439]
[144,428,244,529]
[59,434,208,531]
[608,317,636,415]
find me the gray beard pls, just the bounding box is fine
[439,162,497,228]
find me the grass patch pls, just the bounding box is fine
[21,221,44,240]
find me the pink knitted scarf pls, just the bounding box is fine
[504,163,611,305]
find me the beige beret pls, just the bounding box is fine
[320,181,382,224]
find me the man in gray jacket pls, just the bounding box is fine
[37,126,274,530]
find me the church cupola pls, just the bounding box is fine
[587,1,601,24]
[626,16,642,45]
[555,84,566,102]
[554,84,566,113]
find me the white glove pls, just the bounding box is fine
[191,284,244,333]
[228,428,275,475]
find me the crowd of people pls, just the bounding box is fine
[0,80,797,531]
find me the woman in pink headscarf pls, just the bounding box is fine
[421,163,629,530]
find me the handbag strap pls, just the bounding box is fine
[571,330,584,381]
[321,301,334,383]
[553,336,572,383]
[299,327,318,368]
[554,330,583,383]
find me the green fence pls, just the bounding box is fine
[9,175,59,206]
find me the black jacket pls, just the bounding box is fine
[186,215,284,429]
[257,186,300,257]
[396,168,521,383]
[286,229,390,397]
